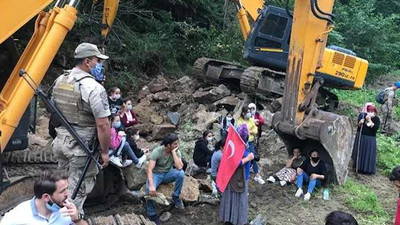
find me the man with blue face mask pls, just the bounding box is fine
[51,43,111,215]
[0,171,87,225]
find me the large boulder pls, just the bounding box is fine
[193,105,221,132]
[152,91,171,101]
[148,75,169,93]
[134,124,154,136]
[192,84,231,104]
[158,176,199,202]
[138,86,151,100]
[152,124,177,140]
[213,95,240,112]
[259,109,274,130]
[173,76,193,92]
[123,163,148,190]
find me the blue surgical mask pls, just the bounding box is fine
[45,197,61,212]
[90,62,104,81]
[245,112,252,119]
[113,121,121,129]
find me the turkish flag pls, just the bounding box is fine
[216,124,246,193]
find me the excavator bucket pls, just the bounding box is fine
[273,109,353,184]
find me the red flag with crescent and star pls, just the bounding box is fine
[216,124,246,193]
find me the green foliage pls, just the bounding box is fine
[331,88,377,108]
[331,0,400,79]
[339,179,389,224]
[377,134,400,175]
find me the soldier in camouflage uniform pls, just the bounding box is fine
[381,82,400,134]
[51,43,111,215]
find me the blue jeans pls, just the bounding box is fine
[109,137,139,164]
[296,171,322,194]
[146,168,185,216]
[248,142,259,174]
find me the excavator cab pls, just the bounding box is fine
[244,5,291,71]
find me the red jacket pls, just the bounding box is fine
[121,110,139,128]
[395,197,400,225]
[254,112,265,137]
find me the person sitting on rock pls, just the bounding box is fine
[210,137,227,181]
[146,133,185,225]
[121,99,139,128]
[108,87,123,115]
[295,149,327,201]
[126,127,149,159]
[193,130,214,171]
[220,112,235,139]
[109,114,146,168]
[267,147,306,186]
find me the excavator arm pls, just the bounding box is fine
[0,0,119,152]
[272,0,353,184]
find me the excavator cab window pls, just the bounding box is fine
[259,14,288,39]
[243,6,292,71]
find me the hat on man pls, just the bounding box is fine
[74,43,109,59]
[395,81,400,89]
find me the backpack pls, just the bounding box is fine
[375,90,386,104]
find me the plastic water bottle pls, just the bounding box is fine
[323,188,330,200]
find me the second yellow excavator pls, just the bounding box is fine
[196,0,368,184]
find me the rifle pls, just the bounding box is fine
[19,70,102,200]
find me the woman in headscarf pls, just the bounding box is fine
[352,104,380,175]
[219,123,254,225]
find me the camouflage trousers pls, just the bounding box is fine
[52,127,99,215]
[381,104,393,133]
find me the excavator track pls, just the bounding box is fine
[240,66,264,94]
[2,149,57,164]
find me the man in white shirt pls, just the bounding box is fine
[0,170,87,225]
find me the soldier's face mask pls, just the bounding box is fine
[90,62,105,81]
[45,196,62,212]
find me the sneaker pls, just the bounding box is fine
[172,195,184,209]
[109,155,123,167]
[149,215,161,225]
[135,155,147,168]
[267,176,276,183]
[254,175,265,185]
[122,159,133,167]
[304,192,311,201]
[295,188,303,198]
[280,180,287,187]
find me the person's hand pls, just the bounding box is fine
[149,185,157,196]
[365,115,371,121]
[359,118,365,124]
[254,119,260,125]
[100,152,109,168]
[171,147,178,154]
[118,131,126,136]
[310,173,318,179]
[60,201,79,221]
[247,152,255,161]
[291,155,297,160]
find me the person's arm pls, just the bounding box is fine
[285,155,296,168]
[297,159,307,174]
[241,152,254,165]
[120,113,129,127]
[199,139,214,154]
[131,111,139,125]
[311,162,326,180]
[147,160,157,196]
[371,117,380,133]
[249,120,258,136]
[96,117,110,167]
[172,148,183,170]
[256,113,265,126]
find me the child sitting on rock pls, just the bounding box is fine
[109,114,146,168]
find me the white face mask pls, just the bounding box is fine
[134,134,140,140]
[126,104,132,111]
[206,137,213,142]
[114,94,121,100]
[226,117,232,121]
[367,112,375,118]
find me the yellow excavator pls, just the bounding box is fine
[0,0,121,214]
[196,0,369,184]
